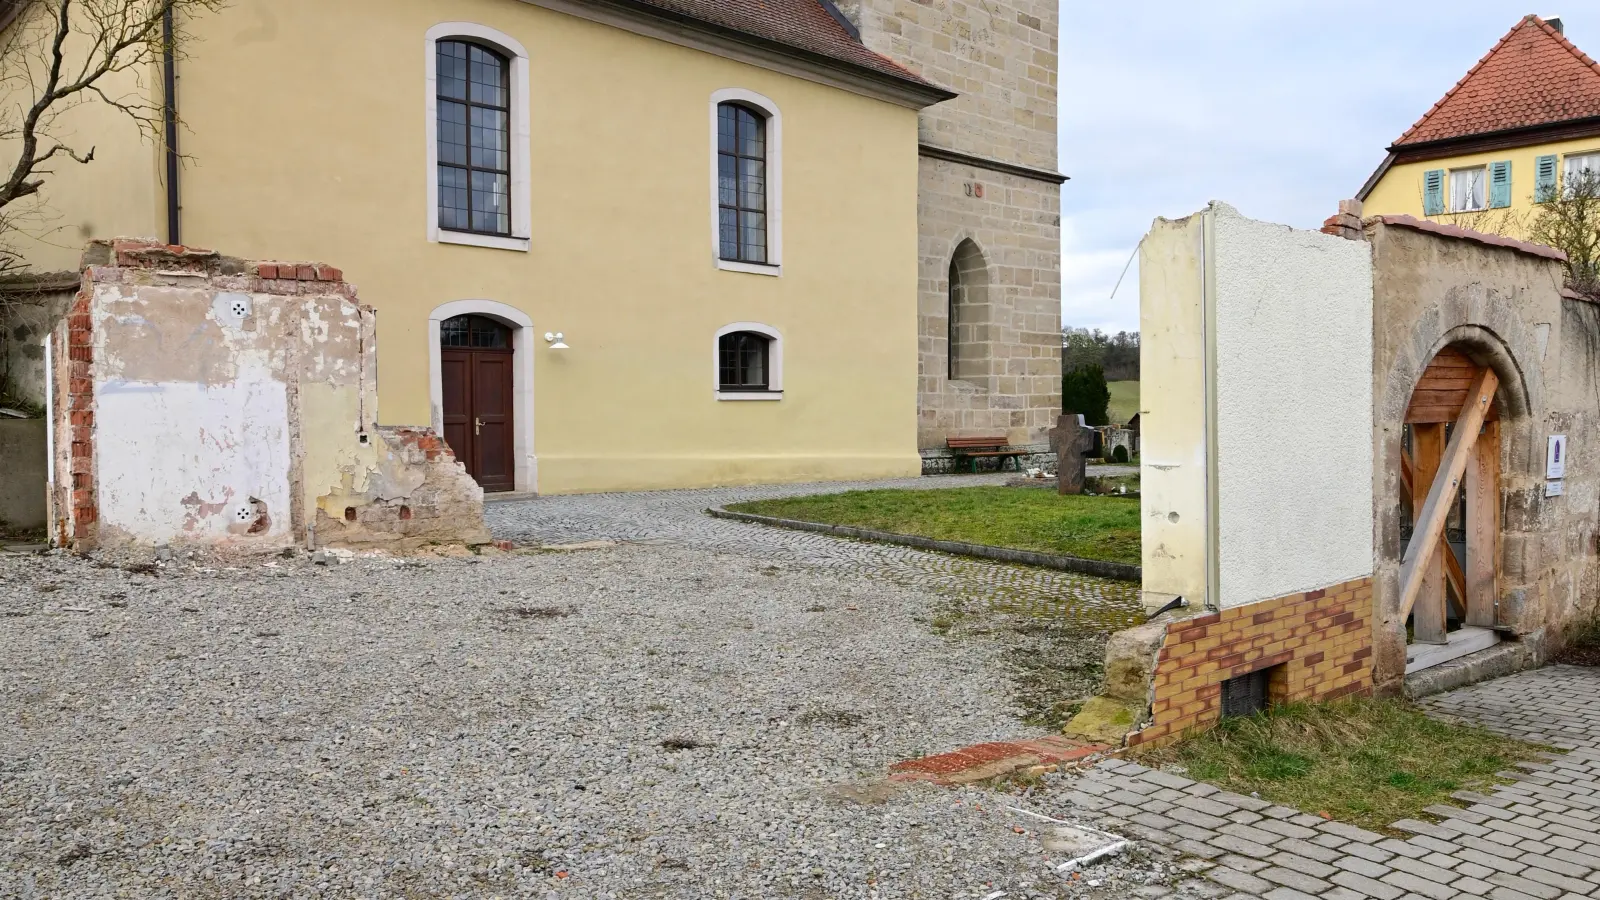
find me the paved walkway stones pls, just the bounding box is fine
[1044,665,1600,899]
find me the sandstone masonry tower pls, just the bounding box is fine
[833,0,1064,462]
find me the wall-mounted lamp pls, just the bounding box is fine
[544,331,569,350]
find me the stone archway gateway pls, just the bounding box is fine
[1064,202,1600,750]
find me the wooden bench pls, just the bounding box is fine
[947,435,1025,473]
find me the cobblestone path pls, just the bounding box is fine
[486,474,1145,631]
[1045,665,1600,899]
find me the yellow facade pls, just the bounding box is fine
[12,0,928,494]
[1362,136,1600,224]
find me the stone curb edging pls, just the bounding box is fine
[706,506,1141,582]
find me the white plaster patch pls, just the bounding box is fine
[94,372,292,544]
[1211,203,1374,607]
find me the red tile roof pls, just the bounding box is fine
[1394,15,1600,147]
[1375,214,1568,262]
[620,0,939,90]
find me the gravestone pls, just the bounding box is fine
[1051,413,1097,495]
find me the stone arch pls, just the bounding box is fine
[427,299,536,493]
[946,237,990,383]
[1372,292,1547,688]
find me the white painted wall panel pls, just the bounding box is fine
[1211,204,1374,607]
[94,372,292,544]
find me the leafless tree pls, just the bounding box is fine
[0,0,222,275]
[1528,170,1600,297]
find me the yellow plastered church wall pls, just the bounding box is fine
[0,7,163,272]
[1363,135,1600,222]
[173,0,923,494]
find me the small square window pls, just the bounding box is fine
[1449,167,1486,212]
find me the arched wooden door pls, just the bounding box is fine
[1400,346,1500,665]
[439,314,516,492]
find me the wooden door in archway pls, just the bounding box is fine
[1400,347,1500,661]
[439,315,516,492]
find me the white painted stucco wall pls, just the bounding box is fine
[1211,204,1374,607]
[1138,203,1374,613]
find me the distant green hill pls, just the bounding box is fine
[1108,381,1140,426]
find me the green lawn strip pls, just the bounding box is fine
[727,486,1140,565]
[1134,698,1551,834]
[1108,380,1140,425]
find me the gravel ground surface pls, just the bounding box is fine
[1,542,1211,899]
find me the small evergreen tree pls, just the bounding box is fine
[1061,364,1111,426]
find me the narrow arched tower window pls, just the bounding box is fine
[947,239,989,382]
[437,40,511,236]
[947,255,961,380]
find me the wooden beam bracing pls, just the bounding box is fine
[1398,367,1499,622]
[1411,424,1448,644]
[1465,420,1500,627]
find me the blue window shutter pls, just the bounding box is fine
[1535,154,1558,201]
[1489,160,1511,208]
[1423,169,1445,215]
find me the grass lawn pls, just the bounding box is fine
[1135,698,1549,833]
[727,486,1140,565]
[1108,380,1140,426]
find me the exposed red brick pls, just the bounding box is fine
[257,263,278,279]
[1303,651,1325,666]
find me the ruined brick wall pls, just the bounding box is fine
[1127,577,1374,749]
[50,239,488,552]
[838,0,1063,451]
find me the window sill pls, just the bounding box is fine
[716,390,783,401]
[717,259,782,277]
[436,229,531,252]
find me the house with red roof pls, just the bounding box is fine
[1359,15,1600,221]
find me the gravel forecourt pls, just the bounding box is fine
[3,482,1215,899]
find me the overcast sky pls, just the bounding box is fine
[1059,3,1592,334]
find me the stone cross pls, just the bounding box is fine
[1051,413,1098,495]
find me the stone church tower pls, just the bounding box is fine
[831,0,1064,463]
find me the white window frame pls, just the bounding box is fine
[1449,165,1487,212]
[714,322,783,400]
[710,88,782,277]
[425,23,532,252]
[1564,151,1600,193]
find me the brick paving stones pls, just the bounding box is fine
[1043,667,1600,899]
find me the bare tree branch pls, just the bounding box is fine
[0,0,224,272]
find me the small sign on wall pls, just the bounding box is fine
[1547,434,1568,479]
[1547,481,1565,498]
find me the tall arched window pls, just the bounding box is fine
[437,40,511,236]
[717,102,768,264]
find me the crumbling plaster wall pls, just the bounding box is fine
[51,240,488,551]
[1369,220,1600,692]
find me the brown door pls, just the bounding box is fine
[439,315,516,492]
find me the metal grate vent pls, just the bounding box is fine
[1220,668,1271,719]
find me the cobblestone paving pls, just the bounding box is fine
[487,474,1144,632]
[1042,665,1600,899]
